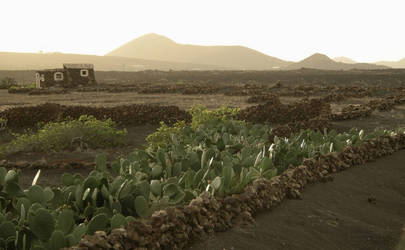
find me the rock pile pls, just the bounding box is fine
[0,103,190,128]
[238,98,331,124]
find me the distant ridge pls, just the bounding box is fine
[0,51,230,71]
[0,33,397,71]
[106,33,291,70]
[333,56,357,64]
[375,58,405,68]
[285,53,388,70]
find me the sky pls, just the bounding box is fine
[0,0,404,63]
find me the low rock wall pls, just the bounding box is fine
[68,133,405,250]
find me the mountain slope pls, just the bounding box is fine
[285,53,388,70]
[106,33,291,70]
[375,58,405,68]
[0,51,230,71]
[333,56,357,64]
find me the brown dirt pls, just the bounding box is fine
[188,149,405,250]
[0,90,256,111]
[0,89,331,111]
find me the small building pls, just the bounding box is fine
[35,64,96,88]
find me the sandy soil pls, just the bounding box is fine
[0,90,337,111]
[0,90,257,111]
[188,150,405,250]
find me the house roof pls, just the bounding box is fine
[63,64,94,69]
[36,68,64,73]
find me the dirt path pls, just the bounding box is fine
[188,150,405,250]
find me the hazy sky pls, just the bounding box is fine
[1,0,404,62]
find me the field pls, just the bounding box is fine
[0,69,405,249]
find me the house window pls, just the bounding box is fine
[54,72,64,81]
[80,69,89,77]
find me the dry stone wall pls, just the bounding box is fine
[67,133,405,250]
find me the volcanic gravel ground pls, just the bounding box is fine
[188,150,405,250]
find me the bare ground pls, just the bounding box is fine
[0,90,256,111]
[188,149,405,250]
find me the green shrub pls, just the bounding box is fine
[0,115,127,156]
[0,77,17,89]
[146,106,240,149]
[146,121,186,150]
[188,105,239,129]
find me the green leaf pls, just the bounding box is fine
[116,179,129,200]
[48,230,66,250]
[172,163,182,176]
[150,180,161,197]
[72,223,87,245]
[151,165,162,178]
[5,170,18,183]
[83,205,95,219]
[83,176,98,190]
[0,213,5,224]
[61,173,75,186]
[169,190,185,205]
[134,195,149,218]
[94,207,112,218]
[95,154,107,172]
[0,167,6,186]
[184,170,195,189]
[222,162,233,190]
[57,209,75,235]
[110,161,121,176]
[125,216,136,223]
[211,176,221,190]
[259,157,272,172]
[27,185,45,204]
[163,183,179,198]
[5,182,24,197]
[28,208,55,241]
[136,181,150,200]
[201,149,207,169]
[193,169,204,187]
[111,214,127,229]
[82,188,91,201]
[65,234,76,247]
[0,221,16,240]
[86,213,108,235]
[43,187,54,202]
[92,188,99,205]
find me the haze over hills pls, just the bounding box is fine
[333,57,357,64]
[0,51,229,71]
[376,58,405,68]
[0,33,402,71]
[285,53,388,70]
[106,33,291,70]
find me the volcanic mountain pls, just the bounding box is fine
[285,53,388,70]
[106,33,291,70]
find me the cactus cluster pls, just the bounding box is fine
[0,116,393,249]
